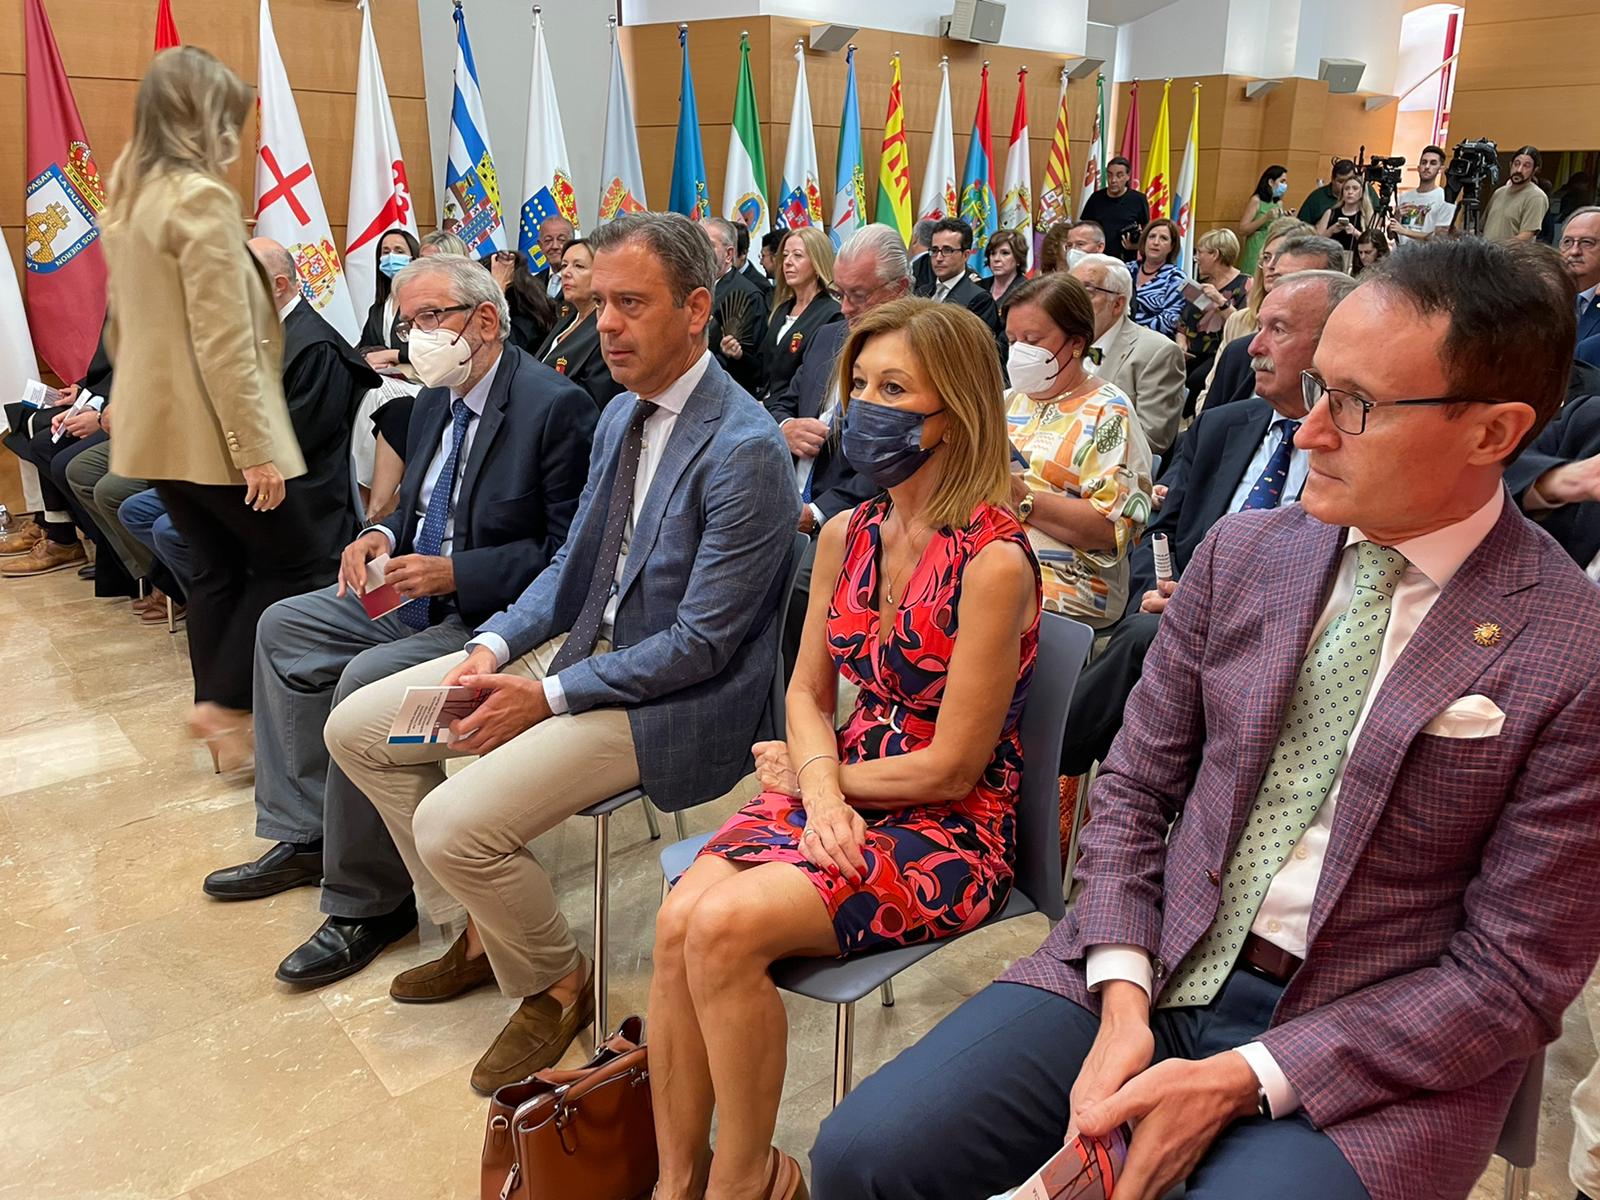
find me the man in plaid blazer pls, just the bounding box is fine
[811,241,1600,1200]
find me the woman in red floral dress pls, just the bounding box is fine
[649,297,1042,1200]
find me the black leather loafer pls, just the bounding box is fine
[203,840,323,900]
[274,899,418,987]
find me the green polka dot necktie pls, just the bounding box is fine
[1159,541,1409,1009]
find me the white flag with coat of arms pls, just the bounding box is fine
[254,0,359,340]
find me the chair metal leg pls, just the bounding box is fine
[592,812,610,1054]
[166,595,175,634]
[879,980,895,1008]
[642,800,662,841]
[673,808,687,841]
[1502,1164,1530,1200]
[831,1001,856,1107]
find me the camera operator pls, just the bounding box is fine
[1389,145,1454,249]
[1484,146,1549,243]
[1081,157,1151,263]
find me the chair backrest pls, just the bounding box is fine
[768,531,815,741]
[1496,1050,1545,1167]
[1013,612,1096,922]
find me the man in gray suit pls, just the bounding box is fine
[323,213,798,1094]
[1072,252,1186,459]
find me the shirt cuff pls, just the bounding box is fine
[361,524,398,553]
[464,633,511,670]
[85,392,106,411]
[808,503,826,531]
[1233,1043,1300,1118]
[543,674,569,715]
[1084,944,1153,999]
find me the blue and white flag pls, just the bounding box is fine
[443,3,505,255]
[776,41,822,229]
[829,46,866,249]
[668,26,710,219]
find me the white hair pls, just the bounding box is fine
[836,224,912,287]
[394,253,511,340]
[1076,252,1132,301]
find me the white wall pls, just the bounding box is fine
[1114,0,1231,81]
[619,0,1090,53]
[417,0,612,232]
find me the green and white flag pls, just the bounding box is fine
[722,33,770,238]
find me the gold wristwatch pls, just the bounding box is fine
[1018,490,1035,523]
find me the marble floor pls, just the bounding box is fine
[0,565,1591,1200]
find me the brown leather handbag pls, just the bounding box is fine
[481,1016,657,1200]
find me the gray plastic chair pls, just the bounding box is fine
[582,531,812,1050]
[1498,1050,1543,1200]
[660,610,1096,1104]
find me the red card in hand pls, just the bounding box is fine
[359,554,408,620]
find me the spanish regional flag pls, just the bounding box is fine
[22,0,108,382]
[154,0,181,50]
[1038,69,1072,231]
[874,54,912,243]
[1144,80,1173,221]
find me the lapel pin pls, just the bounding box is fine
[1472,622,1501,647]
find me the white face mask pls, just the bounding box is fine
[1008,341,1065,398]
[407,325,475,390]
[1066,247,1088,271]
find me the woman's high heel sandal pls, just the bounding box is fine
[762,1149,807,1200]
[187,705,254,782]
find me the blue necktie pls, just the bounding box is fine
[1239,419,1300,511]
[398,398,472,631]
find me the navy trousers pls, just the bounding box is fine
[810,972,1368,1200]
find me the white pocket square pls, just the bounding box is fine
[1422,694,1506,739]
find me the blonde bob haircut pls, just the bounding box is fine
[108,47,252,227]
[837,297,1012,531]
[772,226,839,314]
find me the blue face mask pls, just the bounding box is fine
[378,252,411,278]
[1272,181,1288,199]
[842,399,944,489]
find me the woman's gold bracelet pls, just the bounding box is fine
[795,752,835,779]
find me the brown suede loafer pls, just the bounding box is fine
[469,971,596,1095]
[389,930,496,1003]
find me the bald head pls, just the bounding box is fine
[248,236,299,312]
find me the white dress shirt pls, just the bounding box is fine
[1087,488,1506,1116]
[933,277,957,304]
[467,351,710,714]
[786,377,841,530]
[367,348,502,559]
[1223,413,1311,513]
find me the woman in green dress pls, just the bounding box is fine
[1237,164,1290,275]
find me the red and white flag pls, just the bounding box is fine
[345,0,416,317]
[22,0,108,382]
[254,0,358,340]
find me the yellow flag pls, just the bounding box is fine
[1144,80,1173,220]
[874,55,912,242]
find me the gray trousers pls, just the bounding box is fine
[63,440,152,579]
[250,583,470,918]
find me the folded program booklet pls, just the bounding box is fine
[359,553,407,620]
[387,686,486,745]
[992,1126,1131,1200]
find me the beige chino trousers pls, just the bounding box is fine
[323,634,639,998]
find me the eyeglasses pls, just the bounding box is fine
[928,245,966,257]
[1080,283,1121,298]
[1300,371,1507,435]
[394,304,474,342]
[1560,236,1599,253]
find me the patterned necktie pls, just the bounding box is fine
[548,398,659,673]
[1239,420,1301,511]
[398,398,472,631]
[1159,541,1409,1008]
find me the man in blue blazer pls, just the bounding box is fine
[324,214,798,1094]
[1564,207,1600,346]
[208,254,595,973]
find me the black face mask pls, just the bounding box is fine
[842,400,944,489]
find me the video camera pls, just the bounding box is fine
[1445,138,1499,235]
[1355,147,1405,225]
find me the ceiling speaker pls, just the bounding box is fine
[1318,58,1367,95]
[808,24,858,54]
[941,0,1006,44]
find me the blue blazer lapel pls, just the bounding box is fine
[394,392,451,553]
[617,365,723,600]
[454,347,518,527]
[1304,496,1538,945]
[1226,515,1347,852]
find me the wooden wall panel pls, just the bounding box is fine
[1449,0,1600,153]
